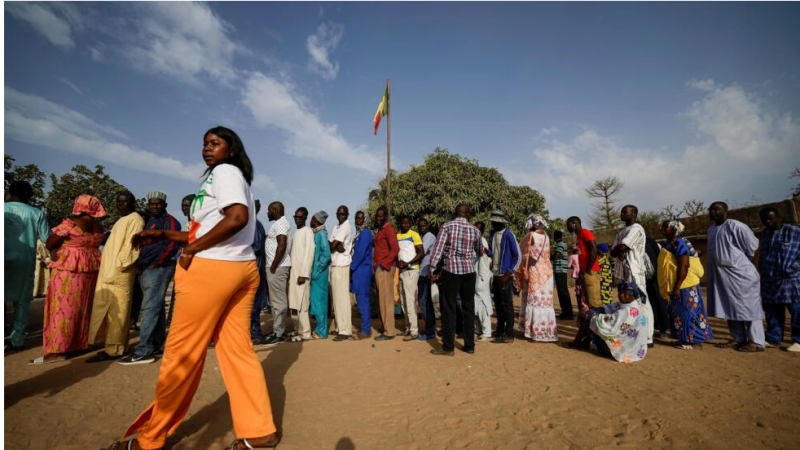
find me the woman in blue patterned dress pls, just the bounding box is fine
[658,219,713,349]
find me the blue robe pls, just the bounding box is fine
[760,224,800,304]
[350,230,374,295]
[707,219,762,321]
[310,229,331,337]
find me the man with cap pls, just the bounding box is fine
[119,191,181,365]
[310,211,332,339]
[488,210,521,344]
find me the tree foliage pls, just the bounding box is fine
[585,176,625,230]
[638,210,665,227]
[365,148,548,238]
[45,164,131,228]
[4,155,47,208]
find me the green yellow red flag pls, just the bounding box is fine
[374,87,388,135]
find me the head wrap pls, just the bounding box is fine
[597,243,609,253]
[525,213,547,230]
[489,210,508,223]
[147,191,167,201]
[665,216,685,236]
[182,194,196,203]
[313,210,328,225]
[617,281,645,299]
[72,194,107,218]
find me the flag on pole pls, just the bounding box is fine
[374,87,388,135]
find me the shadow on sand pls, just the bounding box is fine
[163,341,302,448]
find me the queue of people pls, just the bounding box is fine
[5,126,800,449]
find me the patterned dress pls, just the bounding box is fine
[43,219,105,354]
[598,253,613,305]
[664,239,713,344]
[515,231,557,341]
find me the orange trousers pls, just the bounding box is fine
[124,257,276,449]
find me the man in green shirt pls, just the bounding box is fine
[4,181,51,350]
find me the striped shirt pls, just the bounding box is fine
[552,241,569,274]
[430,217,482,275]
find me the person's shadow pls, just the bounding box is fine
[335,437,355,450]
[164,341,302,448]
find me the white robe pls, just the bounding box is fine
[288,227,315,311]
[612,223,654,343]
[473,237,493,337]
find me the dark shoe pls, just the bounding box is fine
[260,334,284,347]
[736,343,765,353]
[375,334,395,341]
[417,334,437,341]
[252,337,268,345]
[333,334,352,342]
[357,332,372,340]
[460,347,475,354]
[492,337,514,344]
[117,353,155,365]
[395,331,410,337]
[647,343,655,348]
[556,315,575,321]
[430,348,455,356]
[86,351,121,363]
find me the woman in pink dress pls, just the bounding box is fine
[515,214,558,342]
[29,195,107,365]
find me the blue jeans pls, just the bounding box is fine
[764,302,800,345]
[418,276,436,338]
[250,271,268,341]
[134,265,175,356]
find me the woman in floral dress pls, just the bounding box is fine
[516,214,557,342]
[30,194,107,364]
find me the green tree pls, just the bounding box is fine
[365,148,548,238]
[638,210,665,227]
[45,164,131,228]
[585,176,625,230]
[4,155,47,208]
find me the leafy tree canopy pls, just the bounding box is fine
[365,148,548,238]
[4,155,47,208]
[45,164,132,228]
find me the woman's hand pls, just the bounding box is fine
[670,289,680,301]
[131,230,166,249]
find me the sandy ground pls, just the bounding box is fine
[4,289,800,450]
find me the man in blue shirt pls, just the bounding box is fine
[759,206,800,352]
[119,191,180,365]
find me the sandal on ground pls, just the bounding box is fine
[28,355,67,365]
[672,342,698,350]
[87,351,121,363]
[403,333,419,342]
[715,339,742,349]
[735,343,764,353]
[108,439,156,450]
[228,433,281,449]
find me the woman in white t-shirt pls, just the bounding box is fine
[107,127,279,450]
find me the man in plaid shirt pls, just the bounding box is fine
[430,204,483,356]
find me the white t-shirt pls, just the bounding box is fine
[266,216,292,267]
[329,221,353,267]
[190,164,256,261]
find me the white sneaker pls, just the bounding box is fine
[786,342,800,353]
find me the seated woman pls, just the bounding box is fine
[658,218,713,350]
[565,281,649,363]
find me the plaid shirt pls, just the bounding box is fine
[430,217,482,275]
[760,224,800,304]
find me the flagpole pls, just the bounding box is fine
[386,78,391,219]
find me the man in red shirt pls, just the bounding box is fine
[567,216,601,310]
[373,206,400,341]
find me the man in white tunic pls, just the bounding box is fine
[87,191,145,361]
[473,221,493,341]
[707,201,764,352]
[329,205,354,341]
[286,207,315,341]
[610,205,654,345]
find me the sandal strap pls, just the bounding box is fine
[110,442,121,450]
[242,438,255,449]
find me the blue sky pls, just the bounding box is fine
[5,2,800,230]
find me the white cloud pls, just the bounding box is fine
[54,76,83,95]
[4,86,210,183]
[504,81,800,219]
[687,79,716,92]
[88,46,104,62]
[242,72,382,173]
[122,2,246,86]
[5,2,83,50]
[306,22,344,80]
